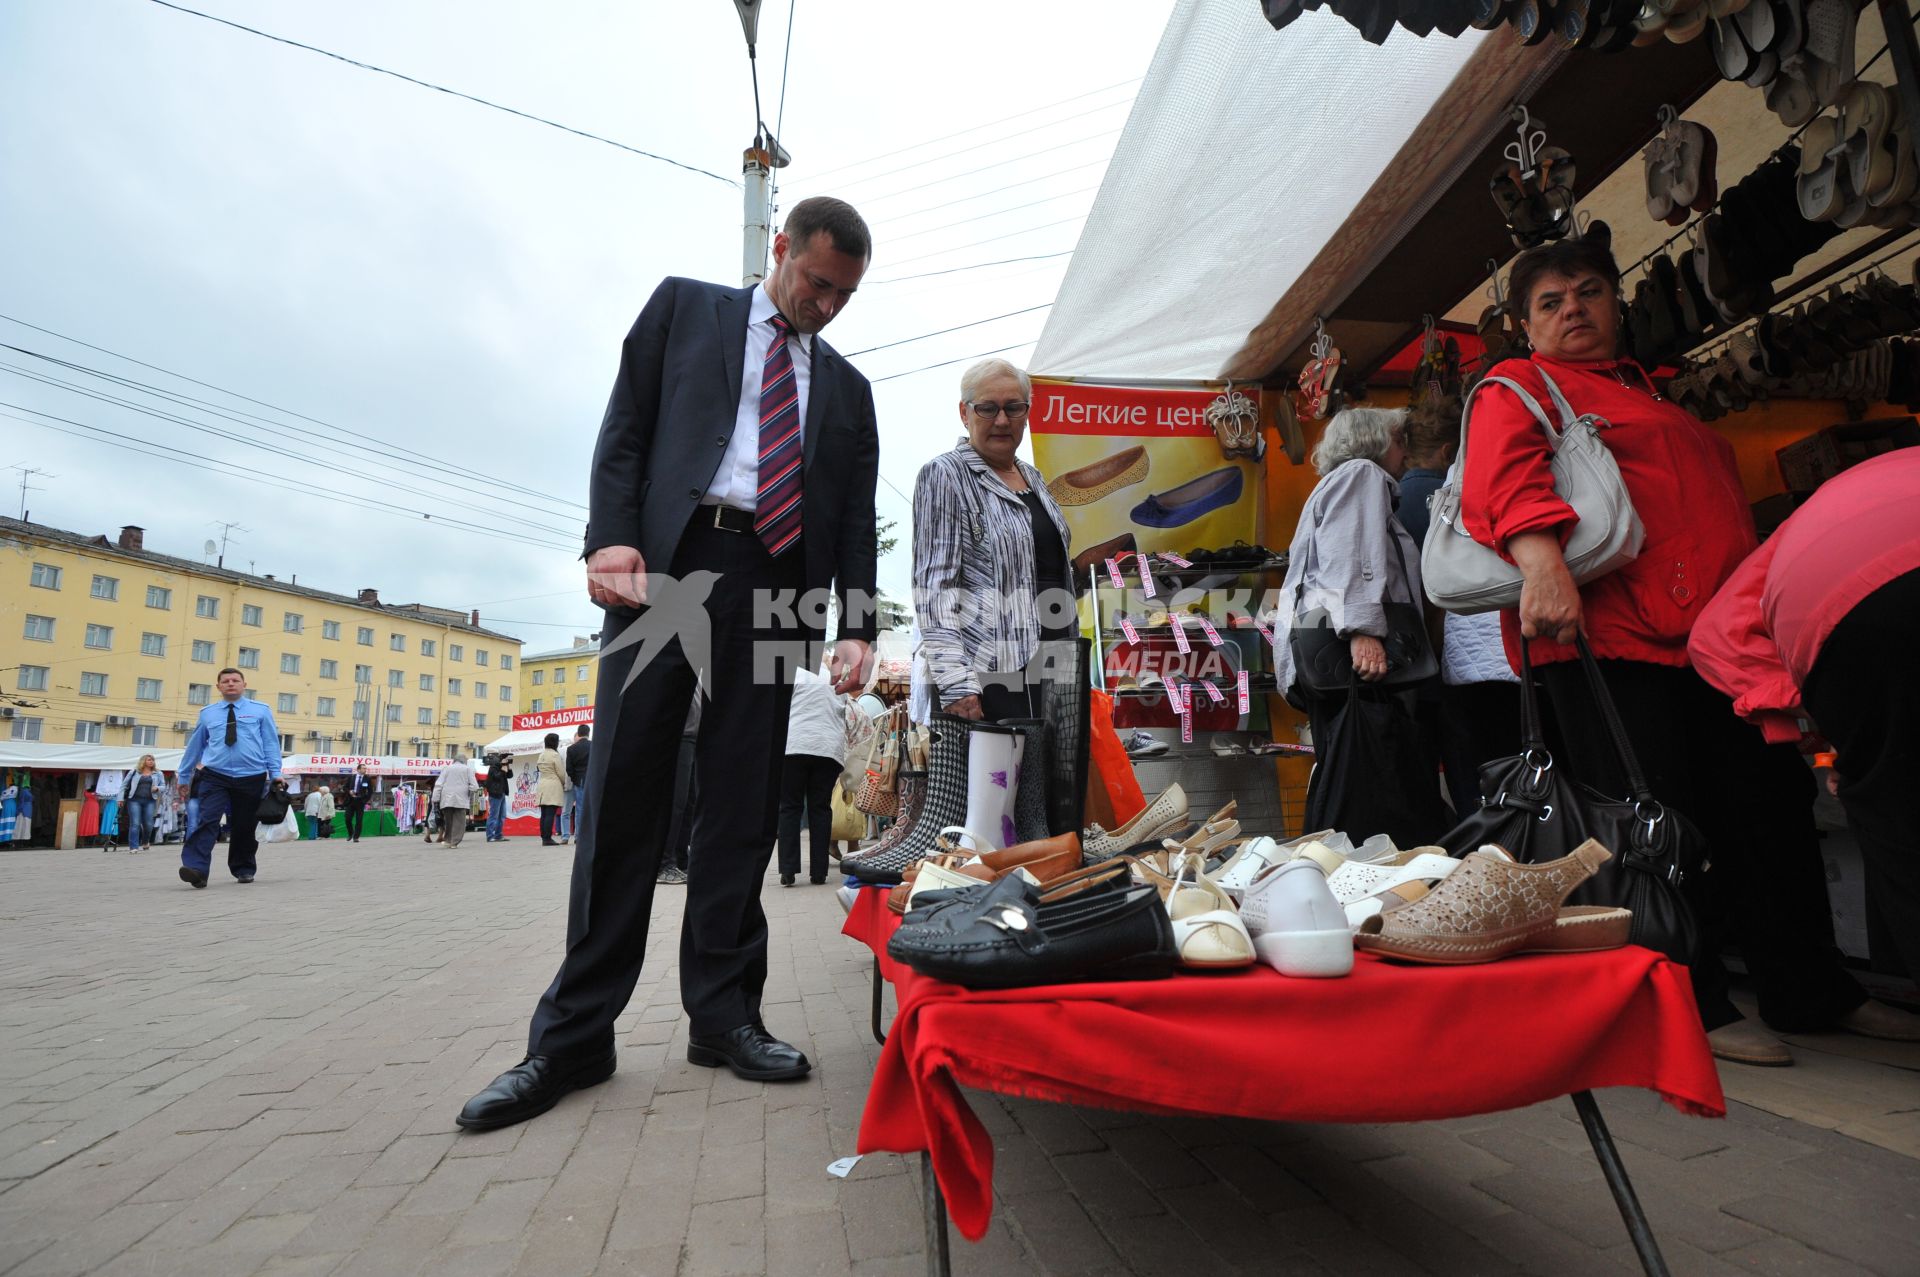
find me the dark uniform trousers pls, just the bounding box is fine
[529,520,810,1057]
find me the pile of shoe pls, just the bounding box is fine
[1799,81,1920,230]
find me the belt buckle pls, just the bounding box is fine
[712,505,727,529]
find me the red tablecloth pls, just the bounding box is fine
[845,887,1723,1240]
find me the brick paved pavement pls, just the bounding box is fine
[1,841,1916,1276]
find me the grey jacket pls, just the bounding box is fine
[1275,459,1424,694]
[435,761,476,809]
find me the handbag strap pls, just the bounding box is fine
[1573,634,1655,803]
[1515,635,1549,754]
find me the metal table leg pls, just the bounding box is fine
[870,956,887,1046]
[921,1150,951,1277]
[1571,1090,1670,1277]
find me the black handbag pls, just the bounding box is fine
[1303,669,1450,848]
[1289,525,1438,695]
[256,784,292,825]
[1437,636,1705,964]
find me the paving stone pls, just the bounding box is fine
[446,1178,552,1248]
[7,1199,175,1277]
[996,1186,1121,1274]
[680,1195,764,1277]
[1720,1193,1920,1275]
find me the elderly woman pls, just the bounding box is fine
[1462,236,1915,1064]
[910,357,1074,723]
[1277,407,1441,845]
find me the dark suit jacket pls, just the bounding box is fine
[564,738,591,785]
[584,277,880,643]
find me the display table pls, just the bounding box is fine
[843,887,1723,1276]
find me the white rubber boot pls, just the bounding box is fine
[956,722,1023,851]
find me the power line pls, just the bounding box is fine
[790,100,1132,196]
[851,129,1123,208]
[864,251,1074,287]
[844,304,1052,358]
[866,156,1113,230]
[144,0,737,187]
[0,313,588,512]
[876,216,1087,273]
[883,185,1101,246]
[869,340,1040,385]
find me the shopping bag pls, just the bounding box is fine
[1302,673,1448,848]
[854,706,901,817]
[1437,637,1703,964]
[256,784,293,825]
[830,778,867,843]
[259,806,301,844]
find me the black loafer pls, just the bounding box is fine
[179,866,207,889]
[687,1024,811,1081]
[236,876,255,884]
[455,1049,616,1131]
[889,885,1176,990]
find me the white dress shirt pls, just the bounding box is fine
[705,284,813,510]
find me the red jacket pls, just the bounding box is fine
[1461,354,1756,670]
[1689,449,1920,742]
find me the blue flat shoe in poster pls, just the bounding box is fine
[1128,466,1244,528]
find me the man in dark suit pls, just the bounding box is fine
[343,764,373,843]
[457,197,879,1131]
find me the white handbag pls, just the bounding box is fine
[1422,364,1644,614]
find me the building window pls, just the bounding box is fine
[388,669,403,688]
[277,693,297,713]
[317,697,336,717]
[281,653,301,675]
[474,713,488,730]
[245,689,259,700]
[391,633,405,651]
[553,668,566,684]
[238,647,260,669]
[280,733,294,752]
[351,700,367,721]
[533,670,546,686]
[322,619,341,640]
[30,562,62,590]
[131,724,158,746]
[419,674,435,692]
[417,707,432,725]
[415,741,431,758]
[74,721,103,744]
[188,684,211,705]
[147,585,171,610]
[141,632,167,657]
[196,594,220,619]
[315,735,334,753]
[192,639,216,663]
[476,682,488,699]
[454,644,469,664]
[448,678,462,696]
[91,574,119,601]
[577,665,590,684]
[242,604,263,626]
[319,658,338,679]
[445,711,461,728]
[476,649,489,667]
[532,698,544,712]
[575,695,588,708]
[421,639,437,658]
[499,685,511,702]
[22,614,54,641]
[386,704,402,722]
[358,626,374,645]
[500,654,514,670]
[17,665,50,692]
[80,672,108,696]
[444,744,459,760]
[355,664,372,684]
[136,678,163,701]
[283,612,303,634]
[85,623,113,649]
[10,716,43,741]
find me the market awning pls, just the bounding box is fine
[0,741,187,771]
[281,754,471,776]
[481,729,560,757]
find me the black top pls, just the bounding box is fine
[1019,489,1075,641]
[131,775,153,801]
[565,738,591,783]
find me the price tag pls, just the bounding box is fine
[1203,680,1225,705]
[1158,551,1192,568]
[1105,556,1127,589]
[1170,614,1190,654]
[1237,669,1251,714]
[1119,616,1140,646]
[1178,697,1193,744]
[1196,617,1223,647]
[1137,558,1156,599]
[1254,622,1274,645]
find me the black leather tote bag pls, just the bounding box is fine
[1303,669,1450,848]
[1437,636,1704,964]
[1290,533,1438,695]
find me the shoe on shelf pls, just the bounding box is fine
[1838,1000,1920,1041]
[888,882,1176,989]
[1287,843,1463,929]
[1125,729,1169,758]
[456,1048,617,1131]
[1708,1019,1794,1066]
[1162,854,1256,969]
[656,866,689,885]
[1081,783,1189,862]
[687,1025,811,1081]
[1238,857,1354,978]
[1209,735,1247,756]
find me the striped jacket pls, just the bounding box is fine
[910,442,1072,717]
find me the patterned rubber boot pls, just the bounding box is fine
[841,713,973,884]
[857,770,925,861]
[1002,718,1053,845]
[953,722,1022,852]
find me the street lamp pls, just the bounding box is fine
[732,0,790,285]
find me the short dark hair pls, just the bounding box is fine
[1507,237,1621,318]
[575,725,590,738]
[216,667,244,680]
[784,196,872,260]
[544,732,560,749]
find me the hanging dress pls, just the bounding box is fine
[78,791,101,837]
[0,783,16,842]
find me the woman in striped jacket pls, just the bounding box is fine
[910,359,1075,722]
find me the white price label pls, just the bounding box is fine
[1203,680,1225,705]
[1170,615,1190,654]
[1159,551,1192,568]
[1197,617,1223,647]
[1119,617,1140,646]
[1237,670,1251,714]
[1105,556,1126,589]
[1138,559,1156,599]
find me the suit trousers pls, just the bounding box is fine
[441,808,468,847]
[182,770,265,879]
[344,797,367,841]
[777,754,841,880]
[530,520,809,1055]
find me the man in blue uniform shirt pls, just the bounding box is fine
[176,667,283,888]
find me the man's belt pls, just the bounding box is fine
[704,504,756,533]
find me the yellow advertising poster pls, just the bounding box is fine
[1028,377,1263,573]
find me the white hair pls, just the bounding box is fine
[1310,406,1406,476]
[958,358,1032,404]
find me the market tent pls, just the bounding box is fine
[480,728,560,757]
[1029,0,1487,380]
[281,753,471,777]
[0,741,187,771]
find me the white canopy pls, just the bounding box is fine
[280,753,472,777]
[1029,2,1485,379]
[0,741,187,771]
[481,729,559,757]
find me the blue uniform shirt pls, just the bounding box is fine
[179,696,283,781]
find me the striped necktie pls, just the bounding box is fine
[754,313,804,557]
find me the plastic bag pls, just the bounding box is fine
[259,806,301,844]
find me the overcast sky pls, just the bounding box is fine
[2,0,1170,651]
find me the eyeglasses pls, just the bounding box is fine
[968,400,1030,421]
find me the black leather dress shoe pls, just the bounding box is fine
[687,1025,811,1081]
[455,1049,616,1131]
[780,873,796,887]
[179,866,207,889]
[889,885,1176,990]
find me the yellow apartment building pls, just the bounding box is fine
[2,517,524,759]
[519,637,598,714]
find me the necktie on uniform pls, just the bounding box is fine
[754,313,804,557]
[225,703,238,746]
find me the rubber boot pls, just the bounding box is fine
[842,714,972,884]
[1002,719,1052,845]
[954,722,1023,852]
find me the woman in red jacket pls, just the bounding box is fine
[1462,237,1912,1065]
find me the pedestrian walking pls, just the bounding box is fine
[484,753,514,841]
[658,695,701,886]
[120,754,163,853]
[302,783,335,840]
[176,667,282,888]
[343,764,373,841]
[535,734,566,846]
[435,753,475,848]
[777,661,848,886]
[563,725,591,845]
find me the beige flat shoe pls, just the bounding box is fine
[1047,446,1149,507]
[1709,1019,1793,1067]
[1353,840,1630,965]
[1839,1000,1920,1042]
